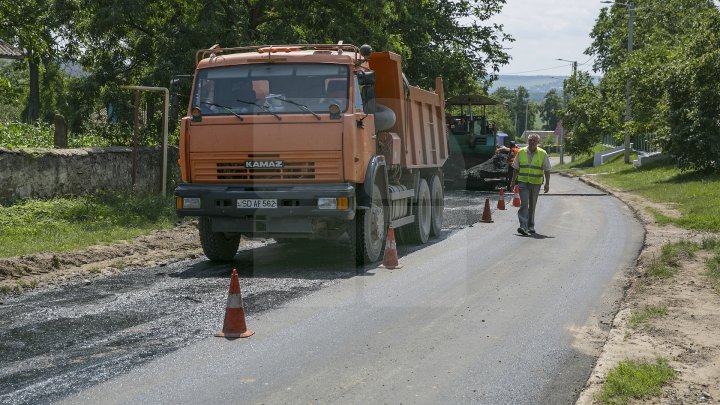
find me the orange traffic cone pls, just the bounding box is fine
[512,185,521,207]
[497,188,506,210]
[480,198,494,223]
[380,225,402,269]
[215,269,254,338]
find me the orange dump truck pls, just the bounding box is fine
[174,43,447,264]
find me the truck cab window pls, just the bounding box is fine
[192,63,349,115]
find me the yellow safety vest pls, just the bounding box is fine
[517,147,547,184]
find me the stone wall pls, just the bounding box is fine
[0,146,180,202]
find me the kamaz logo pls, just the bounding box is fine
[245,160,285,168]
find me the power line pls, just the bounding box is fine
[503,64,575,75]
[503,55,596,76]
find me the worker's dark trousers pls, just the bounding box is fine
[517,182,542,230]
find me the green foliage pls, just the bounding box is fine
[540,89,562,131]
[0,122,53,148]
[0,61,26,121]
[2,0,512,144]
[0,192,177,257]
[584,0,720,172]
[492,85,534,136]
[596,358,676,404]
[627,306,668,330]
[561,72,608,155]
[0,121,115,148]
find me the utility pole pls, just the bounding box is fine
[624,0,635,164]
[524,102,529,134]
[556,58,578,165]
[600,0,635,163]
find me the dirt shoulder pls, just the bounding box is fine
[0,220,205,294]
[573,174,720,404]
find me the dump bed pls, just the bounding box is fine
[369,52,447,169]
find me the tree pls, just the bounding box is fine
[585,0,720,171]
[52,0,512,143]
[540,89,562,131]
[0,0,68,123]
[561,72,608,156]
[663,8,720,172]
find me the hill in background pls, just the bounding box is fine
[490,75,566,102]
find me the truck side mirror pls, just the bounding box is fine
[361,86,376,114]
[356,71,375,86]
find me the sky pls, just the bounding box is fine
[491,0,720,77]
[489,1,609,77]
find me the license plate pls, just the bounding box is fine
[237,199,278,209]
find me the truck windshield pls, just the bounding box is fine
[192,63,349,116]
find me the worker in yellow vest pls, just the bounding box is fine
[509,133,551,235]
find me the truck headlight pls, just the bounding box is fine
[317,197,348,210]
[181,197,201,209]
[317,197,337,210]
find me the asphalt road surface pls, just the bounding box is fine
[1,174,643,404]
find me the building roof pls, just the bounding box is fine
[0,39,23,60]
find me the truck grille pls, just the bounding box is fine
[191,151,343,182]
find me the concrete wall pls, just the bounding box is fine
[0,146,180,202]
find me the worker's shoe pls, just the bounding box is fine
[517,227,529,236]
[528,228,536,234]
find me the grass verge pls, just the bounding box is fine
[0,192,177,257]
[646,241,699,278]
[556,153,720,232]
[596,358,676,405]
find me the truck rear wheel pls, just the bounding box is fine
[355,183,386,264]
[429,174,443,237]
[199,217,241,262]
[406,178,431,244]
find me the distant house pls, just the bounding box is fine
[0,39,23,60]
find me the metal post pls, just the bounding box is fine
[624,1,634,164]
[132,91,139,191]
[559,126,565,164]
[121,85,170,196]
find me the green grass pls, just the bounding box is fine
[557,154,720,232]
[0,121,116,148]
[703,237,720,294]
[627,306,668,330]
[0,192,177,257]
[646,241,700,278]
[596,358,676,405]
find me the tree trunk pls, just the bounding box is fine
[26,51,41,123]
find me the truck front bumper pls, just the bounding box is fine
[174,183,356,237]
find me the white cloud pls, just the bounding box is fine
[489,0,606,76]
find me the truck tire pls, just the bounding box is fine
[355,183,386,264]
[429,174,444,237]
[199,217,241,262]
[406,178,431,244]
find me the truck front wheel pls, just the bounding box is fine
[355,183,386,264]
[199,217,241,262]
